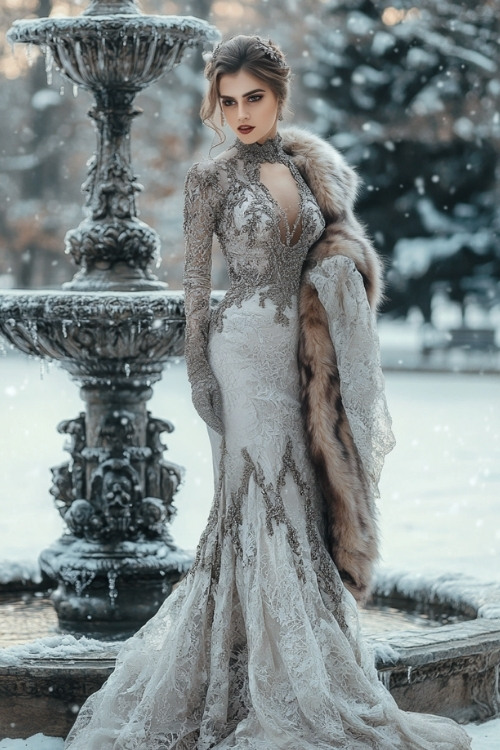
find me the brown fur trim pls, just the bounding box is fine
[282,127,383,601]
[281,126,360,221]
[298,281,379,603]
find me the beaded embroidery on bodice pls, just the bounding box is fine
[214,135,324,328]
[184,134,325,342]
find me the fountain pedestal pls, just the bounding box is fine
[41,354,189,633]
[1,288,191,632]
[1,0,219,633]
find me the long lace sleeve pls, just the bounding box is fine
[183,162,224,434]
[308,255,396,497]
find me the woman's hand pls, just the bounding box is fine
[191,370,224,435]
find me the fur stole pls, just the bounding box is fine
[281,127,384,603]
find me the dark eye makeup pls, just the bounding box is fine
[220,93,265,107]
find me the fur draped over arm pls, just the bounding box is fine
[282,127,394,603]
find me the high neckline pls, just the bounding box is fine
[234,133,284,163]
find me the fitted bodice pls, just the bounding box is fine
[183,134,325,343]
[212,135,325,328]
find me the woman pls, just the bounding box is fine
[65,35,471,749]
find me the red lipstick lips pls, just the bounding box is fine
[238,126,255,134]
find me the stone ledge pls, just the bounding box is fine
[372,618,500,661]
[2,619,500,739]
[369,619,500,724]
[0,653,115,739]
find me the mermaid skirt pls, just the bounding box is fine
[65,295,471,749]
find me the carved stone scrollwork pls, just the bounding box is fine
[50,463,74,515]
[146,414,183,520]
[49,412,87,516]
[50,406,181,545]
[65,219,161,272]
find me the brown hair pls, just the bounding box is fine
[200,35,291,144]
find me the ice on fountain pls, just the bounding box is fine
[107,570,118,605]
[371,640,400,664]
[43,44,54,85]
[378,671,392,690]
[9,12,219,97]
[60,567,97,597]
[25,42,34,67]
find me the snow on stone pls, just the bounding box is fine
[2,721,500,749]
[374,568,500,620]
[370,639,400,664]
[0,736,64,750]
[0,634,120,667]
[0,559,41,585]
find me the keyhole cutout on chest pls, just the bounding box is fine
[259,162,302,246]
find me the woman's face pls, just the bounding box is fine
[218,69,280,145]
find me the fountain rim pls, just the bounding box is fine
[7,14,220,45]
[0,289,189,325]
[0,288,185,299]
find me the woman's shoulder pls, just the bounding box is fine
[184,159,225,204]
[185,157,218,182]
[185,149,234,190]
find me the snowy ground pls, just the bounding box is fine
[0,717,498,748]
[1,328,499,746]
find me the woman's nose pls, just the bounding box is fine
[237,103,249,120]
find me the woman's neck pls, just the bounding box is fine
[234,132,284,163]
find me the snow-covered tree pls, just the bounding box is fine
[300,0,500,320]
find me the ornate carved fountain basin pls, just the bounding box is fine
[0,290,185,379]
[8,1,216,93]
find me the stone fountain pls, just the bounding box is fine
[0,0,218,634]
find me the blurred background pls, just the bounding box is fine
[0,0,499,578]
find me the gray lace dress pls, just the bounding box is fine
[65,135,471,749]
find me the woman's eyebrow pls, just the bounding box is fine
[219,88,266,99]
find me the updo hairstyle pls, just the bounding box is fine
[200,35,291,142]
